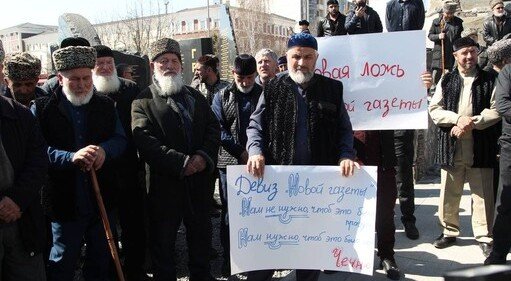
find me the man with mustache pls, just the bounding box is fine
[2,52,47,107]
[429,37,501,258]
[92,44,146,281]
[32,45,127,280]
[483,0,511,46]
[131,38,220,281]
[211,54,262,277]
[245,32,358,281]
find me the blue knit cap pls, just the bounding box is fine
[287,33,318,50]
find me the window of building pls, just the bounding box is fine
[194,19,199,31]
[181,21,186,33]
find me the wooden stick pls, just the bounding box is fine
[440,19,446,75]
[90,169,125,281]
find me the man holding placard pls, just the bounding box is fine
[245,32,358,281]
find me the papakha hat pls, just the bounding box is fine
[3,52,41,81]
[52,46,96,71]
[148,38,181,62]
[487,39,511,65]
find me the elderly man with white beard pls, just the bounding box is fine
[31,46,127,280]
[244,32,358,281]
[131,38,220,281]
[91,44,147,281]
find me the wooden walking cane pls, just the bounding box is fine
[90,169,126,281]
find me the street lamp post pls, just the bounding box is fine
[207,0,211,37]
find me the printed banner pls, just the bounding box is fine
[315,30,427,130]
[227,165,378,275]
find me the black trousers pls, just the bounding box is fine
[117,169,147,280]
[491,138,511,257]
[376,166,397,259]
[218,168,230,261]
[148,193,214,281]
[394,130,416,223]
[246,270,320,281]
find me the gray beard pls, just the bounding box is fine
[154,72,184,96]
[93,70,121,94]
[62,85,94,106]
[236,83,254,94]
[289,69,314,85]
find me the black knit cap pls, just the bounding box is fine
[453,37,478,52]
[277,56,287,66]
[60,37,90,48]
[93,45,114,58]
[327,0,339,5]
[233,54,256,76]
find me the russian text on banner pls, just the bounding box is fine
[315,30,427,130]
[227,165,378,275]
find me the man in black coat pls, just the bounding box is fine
[2,52,47,107]
[428,2,464,93]
[483,0,511,46]
[486,63,511,265]
[317,0,347,37]
[0,95,47,280]
[385,0,425,241]
[131,38,220,281]
[92,44,146,281]
[33,45,127,281]
[345,0,383,34]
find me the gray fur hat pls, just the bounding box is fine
[3,52,41,81]
[52,46,96,71]
[149,38,181,62]
[487,39,511,65]
[443,1,458,13]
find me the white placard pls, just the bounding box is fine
[315,30,427,130]
[227,165,378,275]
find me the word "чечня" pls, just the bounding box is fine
[235,175,278,201]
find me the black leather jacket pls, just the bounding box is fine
[483,15,511,46]
[317,13,347,37]
[345,6,383,34]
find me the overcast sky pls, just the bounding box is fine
[0,0,215,30]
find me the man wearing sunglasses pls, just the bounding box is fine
[483,0,511,46]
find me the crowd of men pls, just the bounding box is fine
[1,0,511,280]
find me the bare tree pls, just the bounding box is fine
[230,0,275,55]
[96,0,175,55]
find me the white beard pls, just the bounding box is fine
[93,69,121,94]
[236,83,254,94]
[154,72,184,96]
[289,68,314,85]
[62,85,94,106]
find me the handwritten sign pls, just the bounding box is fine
[227,165,378,275]
[315,30,427,130]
